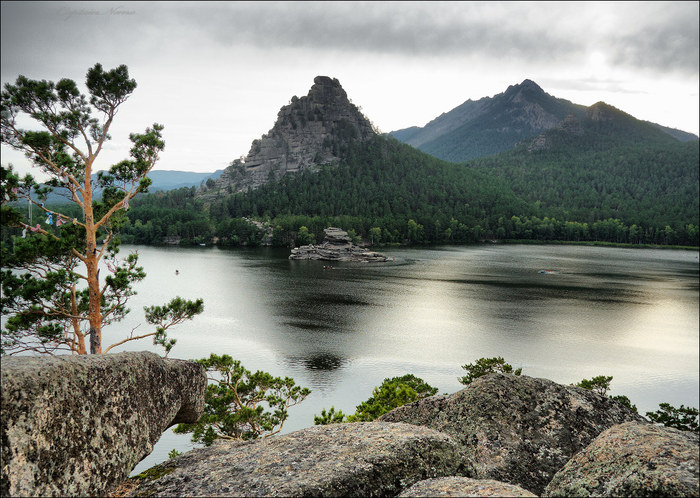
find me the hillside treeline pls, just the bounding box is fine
[112,136,698,247]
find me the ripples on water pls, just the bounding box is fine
[112,244,698,474]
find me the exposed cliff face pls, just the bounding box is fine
[0,352,206,497]
[208,76,375,196]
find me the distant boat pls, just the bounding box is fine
[199,243,206,247]
[539,270,554,274]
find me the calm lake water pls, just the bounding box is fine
[109,244,699,474]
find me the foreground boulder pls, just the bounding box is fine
[544,421,699,497]
[289,227,388,262]
[1,351,206,497]
[379,373,645,495]
[398,476,537,497]
[120,422,463,497]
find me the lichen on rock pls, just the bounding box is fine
[398,476,537,497]
[1,351,206,497]
[120,422,465,497]
[543,421,700,497]
[378,373,645,495]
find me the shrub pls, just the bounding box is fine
[174,354,310,445]
[459,356,522,385]
[646,403,699,433]
[314,374,437,424]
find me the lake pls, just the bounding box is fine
[108,244,699,474]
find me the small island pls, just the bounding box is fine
[289,227,388,262]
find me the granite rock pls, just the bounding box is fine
[398,476,537,497]
[378,373,645,495]
[290,227,388,262]
[119,422,464,497]
[1,352,206,497]
[209,76,375,196]
[543,421,699,497]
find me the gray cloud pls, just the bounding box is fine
[605,4,699,74]
[162,2,698,73]
[3,2,697,79]
[169,2,583,60]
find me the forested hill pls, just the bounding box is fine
[120,127,698,247]
[207,136,531,241]
[468,102,699,230]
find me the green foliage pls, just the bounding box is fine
[167,449,182,459]
[646,403,699,433]
[574,375,639,413]
[459,357,522,385]
[296,225,315,245]
[314,374,438,424]
[174,354,310,445]
[574,375,613,396]
[610,394,637,413]
[470,139,698,243]
[313,406,347,425]
[1,65,204,355]
[120,128,698,248]
[143,297,204,356]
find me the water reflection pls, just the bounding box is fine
[115,244,698,475]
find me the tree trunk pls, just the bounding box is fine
[84,177,102,354]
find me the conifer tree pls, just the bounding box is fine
[1,63,203,355]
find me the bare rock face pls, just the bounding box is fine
[0,352,207,497]
[120,422,464,497]
[289,227,388,262]
[398,476,537,497]
[378,373,645,495]
[211,76,376,195]
[543,421,699,497]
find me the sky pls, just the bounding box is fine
[1,1,698,179]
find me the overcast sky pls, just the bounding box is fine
[1,1,698,178]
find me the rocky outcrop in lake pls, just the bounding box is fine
[378,373,646,495]
[0,352,206,497]
[289,227,388,262]
[543,421,700,497]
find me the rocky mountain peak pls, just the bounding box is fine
[204,76,375,197]
[505,79,545,100]
[586,101,620,121]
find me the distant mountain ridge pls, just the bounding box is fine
[390,79,697,162]
[146,169,224,191]
[40,170,223,205]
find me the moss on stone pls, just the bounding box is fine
[132,463,175,481]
